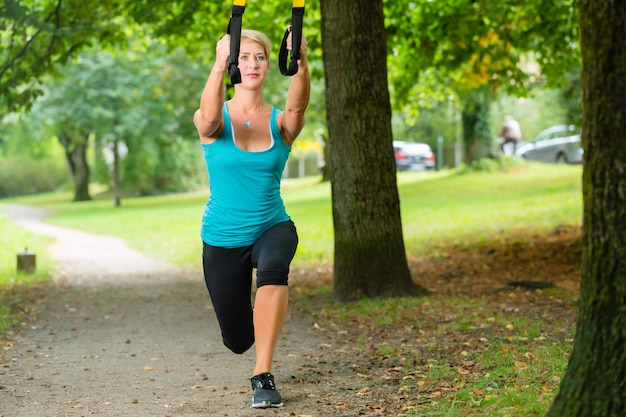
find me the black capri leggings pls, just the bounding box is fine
[202,220,298,354]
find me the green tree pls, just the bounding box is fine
[461,86,493,162]
[320,0,426,300]
[120,45,207,197]
[385,0,580,161]
[546,3,626,416]
[560,67,583,128]
[34,52,126,202]
[33,45,206,202]
[0,0,126,113]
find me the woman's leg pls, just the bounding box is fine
[251,221,298,375]
[202,243,255,354]
[252,285,289,375]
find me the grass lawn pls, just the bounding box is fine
[0,217,56,332]
[2,163,582,270]
[1,162,583,416]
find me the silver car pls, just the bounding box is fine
[393,141,436,171]
[516,125,583,164]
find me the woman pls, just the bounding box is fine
[193,29,310,409]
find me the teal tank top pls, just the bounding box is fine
[200,103,291,248]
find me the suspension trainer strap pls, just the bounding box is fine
[227,0,246,85]
[278,0,305,76]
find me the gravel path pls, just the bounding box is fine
[0,205,358,417]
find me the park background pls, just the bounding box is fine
[3,1,618,416]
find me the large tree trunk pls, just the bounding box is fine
[546,3,626,416]
[320,0,427,301]
[58,130,92,202]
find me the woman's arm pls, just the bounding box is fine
[194,35,230,140]
[279,36,310,146]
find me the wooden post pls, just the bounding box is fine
[17,247,36,273]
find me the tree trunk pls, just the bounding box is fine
[320,0,427,301]
[58,130,92,202]
[462,87,494,163]
[321,134,331,183]
[112,138,122,207]
[546,3,626,416]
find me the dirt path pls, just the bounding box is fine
[0,205,360,417]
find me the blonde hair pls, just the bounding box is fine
[241,29,273,58]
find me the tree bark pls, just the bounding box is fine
[58,130,92,202]
[546,3,626,416]
[320,0,427,301]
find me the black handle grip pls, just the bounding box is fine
[227,5,245,85]
[278,7,304,76]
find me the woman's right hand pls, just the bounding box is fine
[214,34,231,72]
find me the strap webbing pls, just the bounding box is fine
[226,0,246,85]
[278,0,305,76]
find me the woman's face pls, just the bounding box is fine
[238,40,269,87]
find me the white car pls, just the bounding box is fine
[516,125,583,164]
[393,141,436,171]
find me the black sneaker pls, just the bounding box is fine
[250,372,284,408]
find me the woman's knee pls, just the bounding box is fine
[253,222,298,287]
[256,269,289,287]
[223,336,254,354]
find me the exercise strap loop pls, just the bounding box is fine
[226,0,305,83]
[226,0,246,85]
[278,0,305,76]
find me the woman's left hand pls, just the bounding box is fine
[285,27,308,64]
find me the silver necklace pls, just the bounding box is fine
[231,101,265,128]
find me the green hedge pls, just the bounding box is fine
[0,156,68,198]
